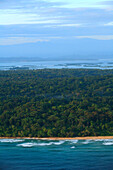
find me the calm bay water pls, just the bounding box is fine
[0,59,113,70]
[0,139,113,170]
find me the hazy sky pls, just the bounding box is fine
[0,0,113,59]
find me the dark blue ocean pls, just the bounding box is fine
[0,139,113,170]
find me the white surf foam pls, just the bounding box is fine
[94,139,113,142]
[70,140,78,144]
[37,142,53,146]
[103,142,113,146]
[66,140,78,144]
[104,139,113,142]
[82,140,92,144]
[71,146,75,149]
[53,141,65,145]
[94,139,105,142]
[37,141,65,146]
[17,141,65,147]
[17,142,38,147]
[0,139,25,143]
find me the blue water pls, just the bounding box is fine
[0,139,113,170]
[0,59,113,70]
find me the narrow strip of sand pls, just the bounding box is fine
[0,136,113,140]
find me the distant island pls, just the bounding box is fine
[0,69,113,137]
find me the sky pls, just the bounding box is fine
[0,0,113,60]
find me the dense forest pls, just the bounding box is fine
[0,69,113,137]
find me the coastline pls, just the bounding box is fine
[0,136,113,140]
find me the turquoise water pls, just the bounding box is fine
[0,139,113,170]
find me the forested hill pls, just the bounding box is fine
[0,69,113,137]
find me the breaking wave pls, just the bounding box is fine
[17,141,65,147]
[0,139,25,143]
[71,146,75,149]
[52,141,65,145]
[69,140,78,144]
[1,138,113,148]
[103,142,113,146]
[17,142,38,147]
[65,140,78,144]
[82,140,92,144]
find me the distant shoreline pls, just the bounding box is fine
[0,136,113,140]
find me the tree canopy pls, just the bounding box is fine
[0,69,113,137]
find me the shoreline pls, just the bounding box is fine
[0,136,113,140]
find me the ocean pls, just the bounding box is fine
[0,139,113,170]
[0,59,113,70]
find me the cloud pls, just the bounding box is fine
[46,0,108,8]
[0,0,112,26]
[45,23,82,28]
[75,35,113,40]
[1,35,112,46]
[0,36,65,45]
[99,1,113,5]
[0,10,62,25]
[0,0,113,46]
[0,37,49,45]
[104,22,113,26]
[0,0,64,25]
[98,0,113,11]
[57,24,82,27]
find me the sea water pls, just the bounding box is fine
[0,59,113,70]
[0,139,113,170]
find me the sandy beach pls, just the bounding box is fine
[0,136,113,140]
